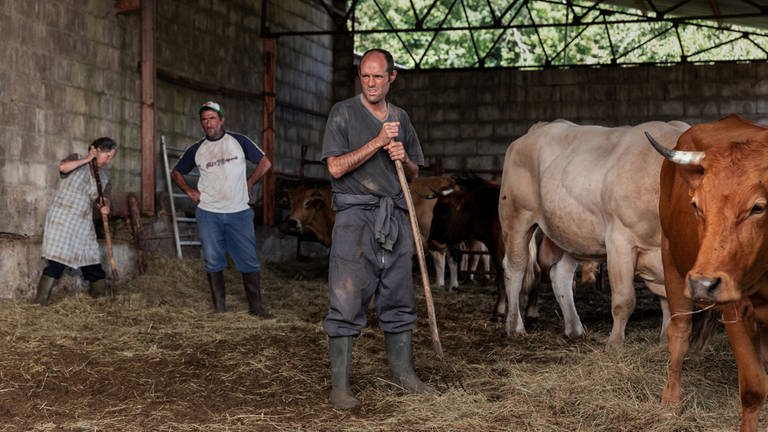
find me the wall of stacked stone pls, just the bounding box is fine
[1,0,767,282]
[0,0,333,239]
[0,1,138,236]
[0,0,333,298]
[154,0,334,195]
[391,62,768,178]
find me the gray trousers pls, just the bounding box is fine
[323,204,417,337]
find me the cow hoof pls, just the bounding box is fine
[489,313,505,323]
[524,316,538,329]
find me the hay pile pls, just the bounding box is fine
[0,255,759,431]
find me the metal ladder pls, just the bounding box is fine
[161,136,201,258]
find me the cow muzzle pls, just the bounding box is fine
[687,275,721,304]
[686,272,740,304]
[277,218,303,235]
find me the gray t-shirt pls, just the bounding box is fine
[321,94,424,198]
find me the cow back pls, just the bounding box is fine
[501,119,689,260]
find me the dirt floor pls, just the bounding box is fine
[0,254,760,431]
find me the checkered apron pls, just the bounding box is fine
[41,163,106,268]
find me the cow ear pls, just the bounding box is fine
[277,192,291,208]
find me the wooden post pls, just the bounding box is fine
[140,0,156,215]
[262,37,276,226]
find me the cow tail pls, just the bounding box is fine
[688,308,719,354]
[522,236,540,301]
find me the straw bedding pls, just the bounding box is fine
[0,255,758,431]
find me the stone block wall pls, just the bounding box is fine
[392,62,768,177]
[0,1,140,236]
[0,0,333,299]
[2,0,767,300]
[0,0,334,238]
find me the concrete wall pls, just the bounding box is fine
[0,0,333,299]
[2,0,767,300]
[0,1,139,236]
[392,63,768,177]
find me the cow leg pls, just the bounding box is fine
[501,227,537,335]
[645,281,669,344]
[501,254,526,335]
[722,304,768,432]
[479,242,492,284]
[468,244,479,283]
[499,196,537,335]
[447,253,459,291]
[604,239,638,347]
[660,238,692,410]
[523,281,540,322]
[522,233,544,322]
[657,294,670,346]
[469,240,491,285]
[549,253,584,339]
[431,250,446,290]
[459,242,469,282]
[492,273,507,322]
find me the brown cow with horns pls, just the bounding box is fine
[646,114,768,432]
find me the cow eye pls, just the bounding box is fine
[750,199,767,216]
[690,200,701,218]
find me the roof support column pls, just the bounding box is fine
[140,0,156,215]
[262,37,276,226]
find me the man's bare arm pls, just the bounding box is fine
[171,169,201,204]
[247,157,272,189]
[327,121,400,179]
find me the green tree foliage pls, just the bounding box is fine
[351,0,768,69]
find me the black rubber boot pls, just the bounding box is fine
[89,279,108,298]
[329,336,360,409]
[385,331,438,395]
[242,271,272,318]
[34,275,57,306]
[207,271,226,312]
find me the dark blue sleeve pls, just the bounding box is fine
[230,132,264,164]
[173,140,202,174]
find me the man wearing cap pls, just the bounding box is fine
[171,101,272,317]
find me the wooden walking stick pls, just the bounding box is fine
[91,159,119,286]
[394,159,445,361]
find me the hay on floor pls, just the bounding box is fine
[0,255,754,431]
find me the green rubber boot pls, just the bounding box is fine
[242,271,272,318]
[329,336,360,409]
[89,279,108,298]
[207,271,226,312]
[34,275,57,306]
[385,331,438,395]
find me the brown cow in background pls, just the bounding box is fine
[278,184,334,248]
[277,176,464,290]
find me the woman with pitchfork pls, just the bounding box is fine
[34,137,118,305]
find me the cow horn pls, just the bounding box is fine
[644,131,704,166]
[429,187,454,197]
[409,190,435,200]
